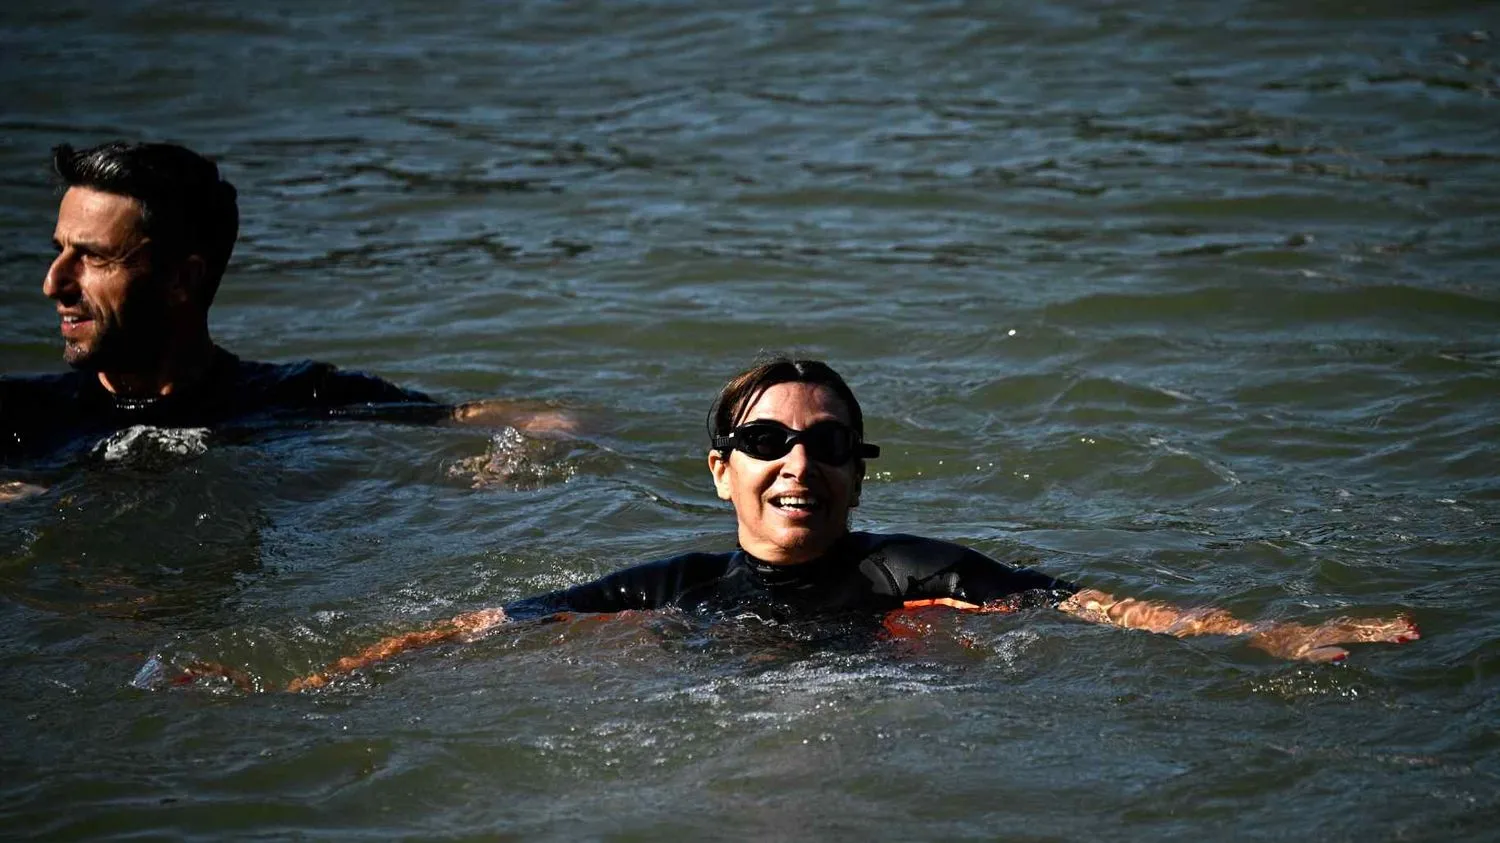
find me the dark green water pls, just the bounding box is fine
[2,1,1498,839]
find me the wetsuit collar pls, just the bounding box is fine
[77,346,237,420]
[739,531,859,588]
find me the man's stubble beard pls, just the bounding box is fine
[64,270,174,376]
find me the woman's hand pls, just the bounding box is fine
[1058,588,1419,663]
[1246,615,1419,663]
[170,660,258,692]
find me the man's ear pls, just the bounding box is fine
[708,450,734,501]
[167,255,206,308]
[850,460,864,508]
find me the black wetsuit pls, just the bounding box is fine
[506,531,1078,621]
[0,346,443,464]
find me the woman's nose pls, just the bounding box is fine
[779,442,813,477]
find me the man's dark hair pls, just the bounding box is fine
[52,141,239,307]
[707,356,867,442]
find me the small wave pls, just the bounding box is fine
[445,426,580,491]
[91,425,211,468]
[661,654,969,718]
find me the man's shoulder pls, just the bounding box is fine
[0,369,86,389]
[219,351,436,408]
[0,370,92,408]
[0,371,100,460]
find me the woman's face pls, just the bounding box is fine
[707,381,862,565]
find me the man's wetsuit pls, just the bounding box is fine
[1,346,443,464]
[505,531,1078,621]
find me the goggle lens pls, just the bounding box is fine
[715,421,879,466]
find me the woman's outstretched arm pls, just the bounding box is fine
[284,607,508,691]
[1056,588,1419,663]
[174,608,510,692]
[175,558,700,692]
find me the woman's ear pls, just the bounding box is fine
[708,450,734,501]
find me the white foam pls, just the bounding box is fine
[93,425,211,464]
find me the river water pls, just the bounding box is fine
[2,0,1498,839]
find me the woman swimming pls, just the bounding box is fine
[197,357,1416,691]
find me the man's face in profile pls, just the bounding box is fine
[44,187,171,372]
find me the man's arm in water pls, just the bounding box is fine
[1055,588,1419,663]
[296,363,579,436]
[0,481,47,504]
[450,399,578,436]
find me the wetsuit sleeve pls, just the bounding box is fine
[961,556,1079,608]
[503,552,733,620]
[256,361,452,422]
[873,535,1079,609]
[303,364,437,406]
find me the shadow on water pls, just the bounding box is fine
[0,418,606,628]
[0,428,272,629]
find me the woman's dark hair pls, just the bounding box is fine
[52,141,239,307]
[707,356,867,443]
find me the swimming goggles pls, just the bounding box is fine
[713,420,880,466]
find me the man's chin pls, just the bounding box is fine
[63,332,155,374]
[62,342,105,371]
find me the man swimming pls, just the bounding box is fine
[1,141,569,490]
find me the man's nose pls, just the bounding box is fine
[43,252,76,301]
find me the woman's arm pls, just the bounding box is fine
[179,555,720,692]
[1056,588,1419,663]
[284,607,508,691]
[175,608,509,692]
